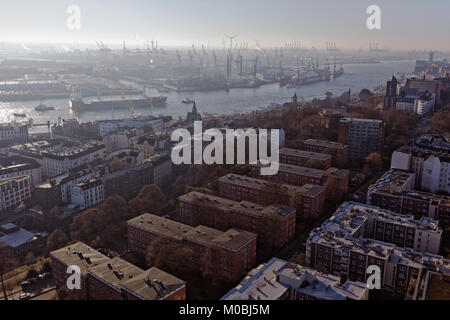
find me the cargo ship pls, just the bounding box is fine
[69,87,167,111]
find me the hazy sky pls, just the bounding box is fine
[0,0,449,50]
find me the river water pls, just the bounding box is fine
[0,59,415,133]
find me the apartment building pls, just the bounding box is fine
[120,267,186,300]
[0,122,28,142]
[70,178,105,209]
[127,213,257,282]
[279,148,332,169]
[0,176,31,215]
[42,142,106,178]
[218,174,325,218]
[87,257,146,300]
[306,202,449,296]
[251,162,349,195]
[422,155,450,194]
[142,153,173,187]
[391,134,450,191]
[367,169,450,225]
[395,88,435,115]
[103,161,153,200]
[178,191,296,250]
[337,118,384,161]
[50,242,110,300]
[0,156,42,186]
[51,242,186,300]
[222,257,368,300]
[405,78,441,102]
[303,138,348,165]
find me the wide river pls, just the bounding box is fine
[0,59,415,133]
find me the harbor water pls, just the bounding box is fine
[0,60,415,133]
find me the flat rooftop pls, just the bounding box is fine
[89,257,144,291]
[341,117,383,124]
[50,242,110,276]
[368,169,415,195]
[127,213,193,241]
[219,174,325,197]
[222,257,367,300]
[308,202,444,261]
[279,148,332,161]
[274,163,348,179]
[179,191,296,219]
[304,139,347,150]
[121,267,185,300]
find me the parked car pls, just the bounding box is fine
[20,280,31,288]
[19,293,31,300]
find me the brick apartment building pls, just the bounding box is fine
[279,147,332,169]
[367,170,450,226]
[303,139,348,165]
[218,174,325,218]
[127,213,257,282]
[50,242,186,300]
[87,257,145,300]
[306,202,449,297]
[177,192,296,250]
[337,118,384,161]
[50,242,110,300]
[251,162,349,195]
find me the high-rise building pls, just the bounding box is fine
[383,76,398,110]
[338,118,384,161]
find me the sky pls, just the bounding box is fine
[0,0,449,51]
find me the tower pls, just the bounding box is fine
[383,75,398,111]
[292,93,298,107]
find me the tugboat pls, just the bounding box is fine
[35,103,55,111]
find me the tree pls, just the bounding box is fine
[146,236,198,281]
[428,108,450,134]
[324,177,343,203]
[364,152,383,178]
[47,229,68,252]
[70,195,130,249]
[0,244,16,301]
[129,184,167,216]
[25,252,36,266]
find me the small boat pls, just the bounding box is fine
[182,98,195,104]
[286,83,297,89]
[13,113,27,118]
[35,103,55,111]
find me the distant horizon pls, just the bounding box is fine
[1,0,450,52]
